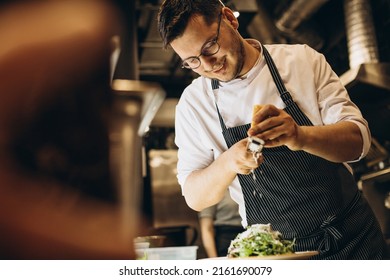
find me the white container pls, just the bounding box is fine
[136,246,198,260]
[133,242,150,250]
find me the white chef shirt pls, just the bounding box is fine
[174,42,371,225]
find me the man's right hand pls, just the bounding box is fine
[226,138,263,175]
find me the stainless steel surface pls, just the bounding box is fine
[111,79,166,136]
[361,166,390,182]
[147,149,201,247]
[109,80,165,238]
[148,149,198,228]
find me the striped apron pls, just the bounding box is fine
[212,47,386,259]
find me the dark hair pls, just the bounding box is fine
[157,0,224,49]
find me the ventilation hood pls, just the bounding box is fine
[340,0,390,104]
[341,62,390,104]
[340,0,390,144]
[342,60,390,142]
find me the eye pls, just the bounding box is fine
[182,56,200,69]
[186,57,199,64]
[201,40,218,56]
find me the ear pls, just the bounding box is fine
[222,7,239,29]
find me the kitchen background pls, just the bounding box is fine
[112,0,390,258]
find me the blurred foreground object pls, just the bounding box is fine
[0,0,135,259]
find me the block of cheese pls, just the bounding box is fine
[251,105,263,128]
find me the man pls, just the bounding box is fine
[157,0,387,259]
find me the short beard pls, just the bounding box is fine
[220,31,245,82]
[232,39,245,80]
[213,30,246,83]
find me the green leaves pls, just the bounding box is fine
[227,224,295,257]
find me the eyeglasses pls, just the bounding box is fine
[181,13,222,70]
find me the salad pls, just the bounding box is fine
[227,223,295,257]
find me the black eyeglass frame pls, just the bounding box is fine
[181,12,223,70]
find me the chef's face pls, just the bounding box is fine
[170,8,245,82]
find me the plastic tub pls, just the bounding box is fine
[136,246,198,260]
[133,242,150,250]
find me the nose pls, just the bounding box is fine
[201,56,222,72]
[200,55,216,69]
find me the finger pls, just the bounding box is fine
[245,154,263,169]
[238,168,252,175]
[248,117,284,137]
[259,127,283,142]
[255,154,264,165]
[252,104,280,124]
[264,136,284,147]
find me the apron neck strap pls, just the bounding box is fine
[211,45,295,129]
[262,47,293,105]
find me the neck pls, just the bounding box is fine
[237,41,261,78]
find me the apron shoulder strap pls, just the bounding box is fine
[262,47,293,105]
[211,79,219,90]
[210,79,226,130]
